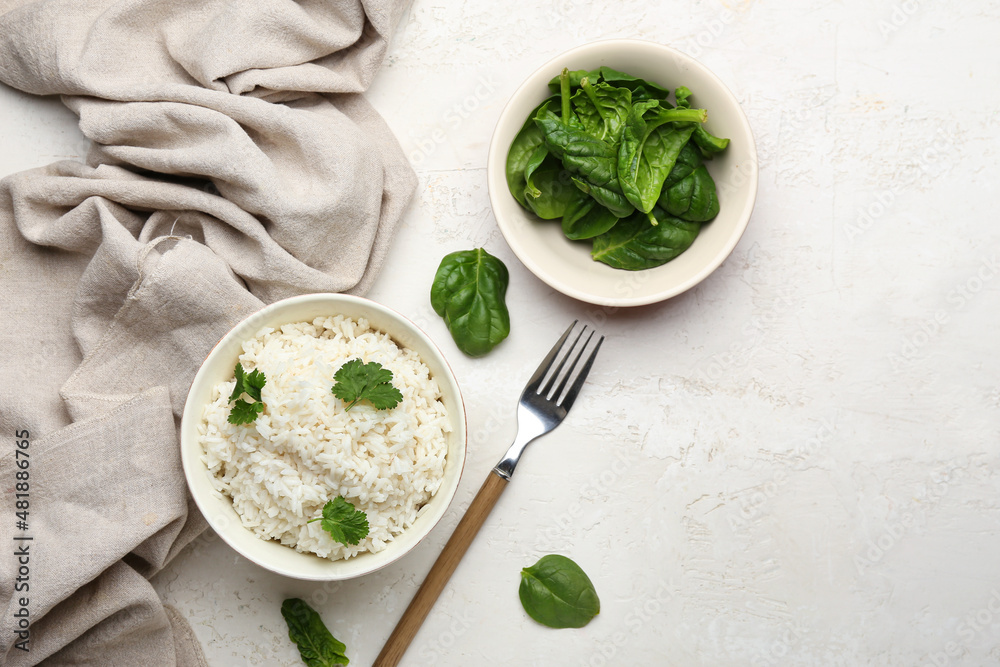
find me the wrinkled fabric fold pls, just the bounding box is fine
[0,0,415,663]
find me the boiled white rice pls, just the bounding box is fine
[198,315,450,560]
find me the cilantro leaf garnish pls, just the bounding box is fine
[281,598,350,666]
[227,363,267,425]
[331,359,402,411]
[229,363,266,402]
[307,496,370,546]
[229,399,263,425]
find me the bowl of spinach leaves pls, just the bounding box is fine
[487,39,757,307]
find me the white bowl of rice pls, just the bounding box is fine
[180,294,467,581]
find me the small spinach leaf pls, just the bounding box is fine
[430,248,510,357]
[519,554,600,629]
[591,207,701,270]
[281,598,350,666]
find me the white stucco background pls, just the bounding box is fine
[2,1,999,665]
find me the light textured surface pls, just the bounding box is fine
[2,0,999,665]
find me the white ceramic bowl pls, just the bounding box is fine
[487,39,758,307]
[180,294,467,581]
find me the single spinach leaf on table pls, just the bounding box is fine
[281,598,350,666]
[534,106,634,218]
[659,163,720,222]
[591,207,701,270]
[430,248,510,357]
[561,190,619,240]
[519,554,601,629]
[617,101,706,215]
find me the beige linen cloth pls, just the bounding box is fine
[0,0,416,664]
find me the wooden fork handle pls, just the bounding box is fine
[373,470,509,667]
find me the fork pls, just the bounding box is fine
[373,321,604,667]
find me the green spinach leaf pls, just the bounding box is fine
[659,163,720,222]
[281,598,350,666]
[561,190,619,240]
[618,102,706,214]
[430,248,510,357]
[519,554,600,629]
[534,106,634,218]
[571,78,631,143]
[663,142,702,187]
[591,207,701,270]
[522,144,549,198]
[506,98,554,207]
[523,150,578,219]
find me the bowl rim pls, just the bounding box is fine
[179,292,468,581]
[487,38,759,307]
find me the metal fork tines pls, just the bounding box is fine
[493,320,604,479]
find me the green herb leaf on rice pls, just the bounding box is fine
[307,496,370,547]
[331,359,402,411]
[227,363,267,425]
[228,399,263,425]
